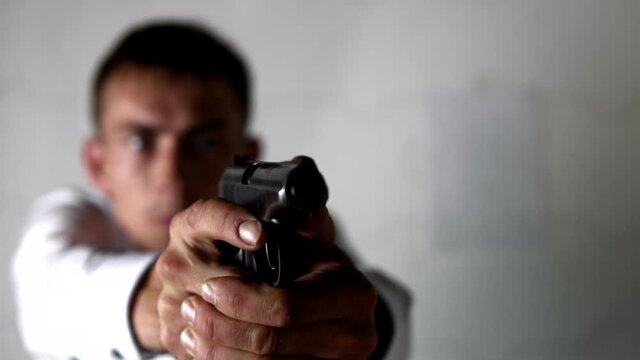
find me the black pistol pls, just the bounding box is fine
[218,156,329,286]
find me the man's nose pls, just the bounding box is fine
[154,139,185,193]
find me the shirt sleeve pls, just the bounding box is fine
[12,189,158,360]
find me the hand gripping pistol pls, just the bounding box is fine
[218,156,329,286]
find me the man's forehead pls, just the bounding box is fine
[102,66,233,104]
[99,66,243,133]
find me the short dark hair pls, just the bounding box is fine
[91,21,251,132]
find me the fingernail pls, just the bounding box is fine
[180,327,196,355]
[239,220,261,245]
[202,282,217,305]
[181,299,196,323]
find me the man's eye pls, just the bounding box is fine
[127,133,152,152]
[192,134,220,153]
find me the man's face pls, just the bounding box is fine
[87,67,251,251]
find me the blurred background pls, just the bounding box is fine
[1,1,639,359]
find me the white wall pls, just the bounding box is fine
[1,1,639,359]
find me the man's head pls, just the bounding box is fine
[84,21,259,251]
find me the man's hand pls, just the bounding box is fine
[135,198,378,359]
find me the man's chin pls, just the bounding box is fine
[137,231,170,251]
[129,223,171,252]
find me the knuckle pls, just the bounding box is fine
[226,289,246,317]
[267,295,293,328]
[159,325,179,354]
[202,313,217,339]
[203,343,222,360]
[348,270,377,312]
[168,208,188,239]
[214,286,251,322]
[181,198,246,242]
[171,198,216,239]
[156,294,172,318]
[157,295,184,353]
[185,199,208,231]
[156,250,186,281]
[216,201,243,236]
[248,325,278,355]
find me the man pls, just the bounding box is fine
[13,21,410,360]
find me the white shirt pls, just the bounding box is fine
[12,187,411,360]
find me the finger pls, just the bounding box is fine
[158,290,191,359]
[296,207,335,246]
[180,326,323,360]
[183,295,376,358]
[156,247,252,295]
[183,295,280,355]
[170,198,266,252]
[201,267,377,327]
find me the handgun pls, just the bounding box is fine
[217,155,329,286]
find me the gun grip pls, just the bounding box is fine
[235,222,303,286]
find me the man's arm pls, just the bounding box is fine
[12,188,157,360]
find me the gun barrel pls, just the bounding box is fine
[218,156,328,225]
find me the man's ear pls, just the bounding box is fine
[83,137,109,192]
[244,136,261,160]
